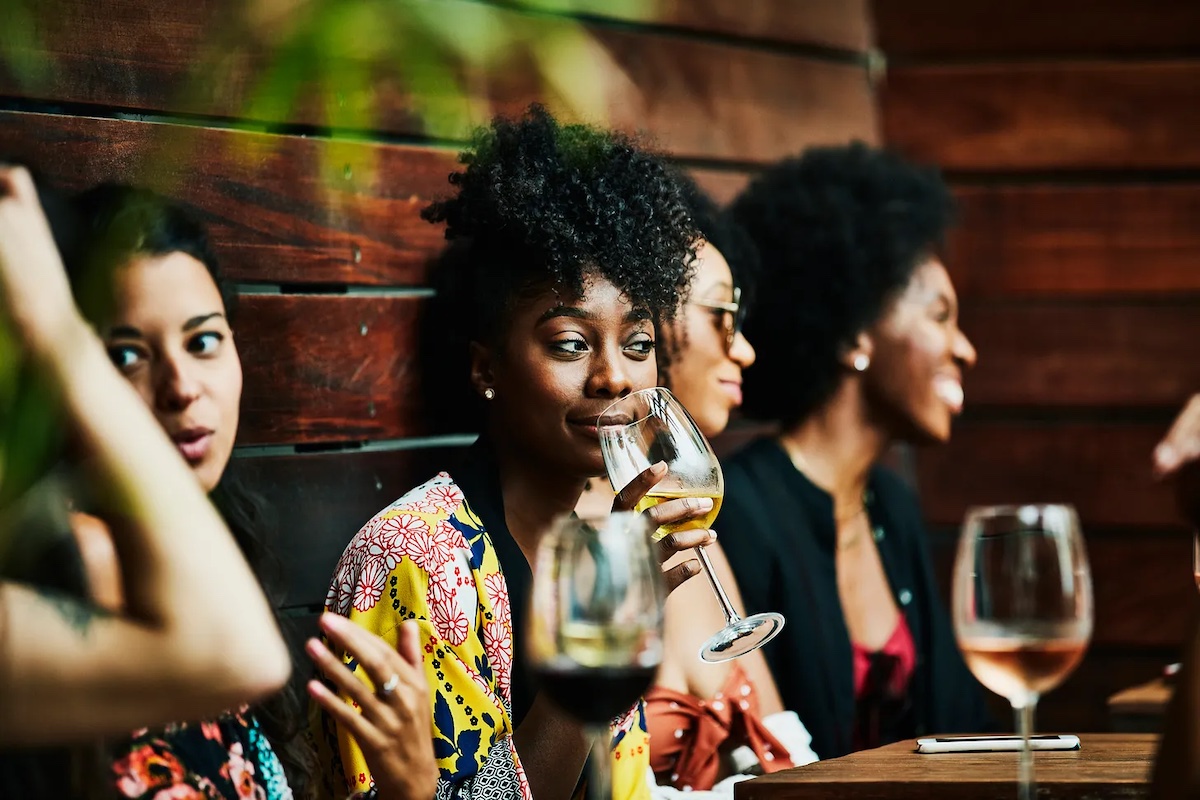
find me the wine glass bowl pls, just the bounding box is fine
[598,387,784,662]
[528,512,664,726]
[953,504,1092,800]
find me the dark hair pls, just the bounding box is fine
[420,105,698,433]
[656,172,761,381]
[729,142,955,428]
[63,186,315,797]
[69,184,235,322]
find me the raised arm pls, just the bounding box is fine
[0,165,290,744]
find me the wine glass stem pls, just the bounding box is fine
[586,726,611,800]
[694,545,741,624]
[1015,698,1037,800]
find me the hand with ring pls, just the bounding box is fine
[307,613,439,800]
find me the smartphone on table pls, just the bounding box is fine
[916,734,1081,754]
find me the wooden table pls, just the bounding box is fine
[734,734,1156,800]
[1109,678,1172,733]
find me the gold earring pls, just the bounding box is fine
[853,354,870,372]
[483,387,496,400]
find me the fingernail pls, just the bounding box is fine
[691,497,714,511]
[651,461,668,473]
[1155,444,1178,471]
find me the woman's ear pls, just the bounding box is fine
[469,341,496,399]
[842,331,874,373]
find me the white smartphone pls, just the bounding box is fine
[916,734,1081,754]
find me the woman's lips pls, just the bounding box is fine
[172,430,213,463]
[718,380,743,406]
[934,376,964,414]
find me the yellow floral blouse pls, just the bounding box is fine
[314,471,651,800]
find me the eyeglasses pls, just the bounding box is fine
[692,286,745,352]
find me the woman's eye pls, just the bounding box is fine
[550,338,588,355]
[626,337,655,357]
[106,345,143,371]
[189,331,224,356]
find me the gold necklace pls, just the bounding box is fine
[781,438,869,547]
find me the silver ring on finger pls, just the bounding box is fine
[377,673,400,699]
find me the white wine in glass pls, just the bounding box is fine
[953,504,1093,800]
[598,387,784,662]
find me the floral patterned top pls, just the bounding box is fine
[113,707,293,800]
[314,469,652,800]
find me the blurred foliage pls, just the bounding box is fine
[0,0,656,524]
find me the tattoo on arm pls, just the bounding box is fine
[34,586,101,637]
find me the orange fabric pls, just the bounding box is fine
[645,664,794,790]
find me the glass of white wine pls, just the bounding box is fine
[598,386,784,662]
[527,512,665,800]
[953,504,1093,800]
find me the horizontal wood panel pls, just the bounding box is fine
[236,294,423,445]
[0,0,877,164]
[948,183,1200,297]
[0,110,454,286]
[960,304,1200,409]
[916,422,1184,530]
[928,531,1195,649]
[873,0,1200,59]
[509,0,871,51]
[234,445,468,607]
[882,62,1200,171]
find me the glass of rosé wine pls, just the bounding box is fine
[953,504,1093,800]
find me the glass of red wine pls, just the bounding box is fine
[528,512,665,800]
[953,504,1093,800]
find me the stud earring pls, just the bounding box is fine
[483,387,496,400]
[853,354,870,372]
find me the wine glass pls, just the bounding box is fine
[953,504,1093,800]
[527,512,665,800]
[597,386,784,662]
[1193,531,1200,592]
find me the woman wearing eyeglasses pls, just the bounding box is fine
[577,177,817,793]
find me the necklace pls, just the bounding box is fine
[781,437,870,548]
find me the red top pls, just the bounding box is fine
[645,663,794,791]
[851,614,916,751]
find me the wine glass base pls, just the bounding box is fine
[698,613,785,663]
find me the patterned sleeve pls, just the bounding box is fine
[316,476,532,800]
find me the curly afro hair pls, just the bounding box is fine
[729,141,954,429]
[420,104,699,433]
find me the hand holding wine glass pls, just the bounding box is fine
[528,512,665,800]
[599,387,785,663]
[953,504,1093,800]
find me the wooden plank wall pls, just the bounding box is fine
[874,0,1200,733]
[0,1,878,628]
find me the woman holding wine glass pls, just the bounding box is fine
[576,177,817,791]
[720,143,992,759]
[314,106,717,800]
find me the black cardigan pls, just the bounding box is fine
[718,438,992,759]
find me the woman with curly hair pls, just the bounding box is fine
[312,105,715,800]
[719,143,991,759]
[575,176,818,792]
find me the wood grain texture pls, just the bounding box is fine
[0,0,878,164]
[959,304,1200,409]
[507,0,872,51]
[736,735,1155,800]
[873,0,1200,59]
[236,294,424,445]
[233,445,468,607]
[947,183,1200,298]
[882,62,1200,171]
[0,110,456,286]
[916,422,1183,530]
